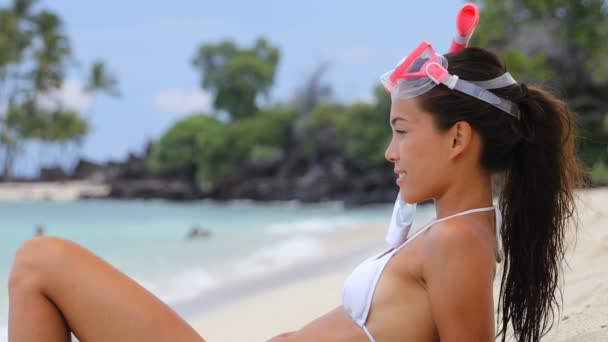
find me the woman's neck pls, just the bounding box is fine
[434,172,494,219]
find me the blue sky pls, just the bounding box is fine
[3,0,464,175]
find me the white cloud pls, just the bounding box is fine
[154,88,213,114]
[318,45,370,65]
[0,80,92,115]
[36,80,93,113]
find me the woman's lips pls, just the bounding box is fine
[396,172,406,186]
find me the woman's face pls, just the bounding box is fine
[385,97,452,203]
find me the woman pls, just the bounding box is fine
[8,42,584,342]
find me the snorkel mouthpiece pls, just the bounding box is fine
[450,3,480,52]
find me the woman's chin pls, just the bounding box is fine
[399,189,417,204]
[399,187,430,204]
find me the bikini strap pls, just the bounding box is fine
[394,206,496,252]
[428,206,496,227]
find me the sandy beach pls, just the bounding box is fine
[187,188,608,341]
[0,181,109,201]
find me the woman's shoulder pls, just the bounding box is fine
[419,216,496,280]
[425,216,486,248]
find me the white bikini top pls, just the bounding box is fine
[341,206,504,342]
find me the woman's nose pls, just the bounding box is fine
[385,140,398,163]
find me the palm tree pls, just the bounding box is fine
[0,1,119,179]
[85,61,121,97]
[0,1,37,179]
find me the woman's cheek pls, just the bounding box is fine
[399,138,426,202]
[399,139,414,170]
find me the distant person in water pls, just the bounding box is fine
[34,225,45,237]
[186,225,211,240]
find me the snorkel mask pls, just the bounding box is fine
[385,3,518,248]
[379,40,520,119]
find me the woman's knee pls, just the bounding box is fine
[9,237,75,293]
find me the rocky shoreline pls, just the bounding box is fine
[12,150,398,206]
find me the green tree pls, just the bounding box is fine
[192,38,280,121]
[284,63,334,172]
[373,84,391,122]
[29,9,71,92]
[148,114,222,180]
[195,105,294,184]
[302,103,345,163]
[472,0,608,88]
[299,95,390,171]
[0,0,118,178]
[148,105,295,187]
[85,60,120,97]
[337,102,391,169]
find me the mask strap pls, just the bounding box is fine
[452,79,521,120]
[426,62,521,120]
[468,73,517,89]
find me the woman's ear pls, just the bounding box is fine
[448,121,473,159]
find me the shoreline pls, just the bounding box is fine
[0,181,388,207]
[0,181,109,201]
[174,207,436,322]
[174,231,386,319]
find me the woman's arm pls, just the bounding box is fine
[422,221,497,342]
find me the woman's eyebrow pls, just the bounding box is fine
[391,117,407,126]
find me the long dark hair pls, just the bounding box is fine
[415,48,586,342]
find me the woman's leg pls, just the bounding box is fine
[8,236,206,342]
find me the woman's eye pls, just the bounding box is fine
[394,129,407,134]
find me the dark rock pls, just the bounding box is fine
[39,166,69,181]
[108,178,200,200]
[114,153,148,180]
[34,144,398,204]
[72,159,105,181]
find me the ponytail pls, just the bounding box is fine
[497,86,586,341]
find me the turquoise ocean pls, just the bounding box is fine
[0,198,437,339]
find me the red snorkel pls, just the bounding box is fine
[449,3,480,53]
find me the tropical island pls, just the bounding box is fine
[1,1,606,205]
